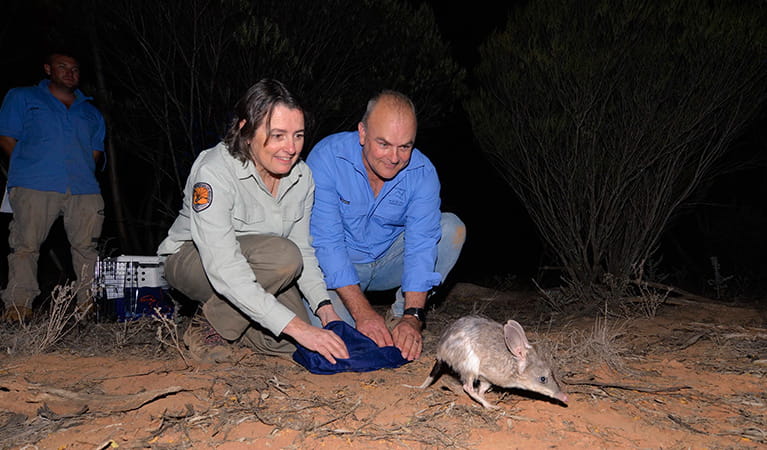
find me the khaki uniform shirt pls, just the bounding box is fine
[158,143,328,335]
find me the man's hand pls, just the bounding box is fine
[335,284,394,348]
[282,317,349,364]
[355,311,394,348]
[392,315,423,360]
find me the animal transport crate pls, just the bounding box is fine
[93,255,173,322]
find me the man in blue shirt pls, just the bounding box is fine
[0,51,106,322]
[306,90,465,360]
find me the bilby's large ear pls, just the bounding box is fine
[504,320,532,374]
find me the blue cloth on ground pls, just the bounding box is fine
[293,321,409,374]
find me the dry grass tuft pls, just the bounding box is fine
[2,280,90,355]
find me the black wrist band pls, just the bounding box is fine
[403,307,426,322]
[314,299,332,315]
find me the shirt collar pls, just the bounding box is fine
[220,142,304,187]
[38,79,92,105]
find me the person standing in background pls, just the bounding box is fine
[0,50,106,322]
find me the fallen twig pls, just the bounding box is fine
[667,414,708,434]
[630,279,717,305]
[678,333,706,350]
[562,378,691,393]
[2,380,187,413]
[92,367,176,381]
[309,398,362,432]
[96,440,120,450]
[718,427,766,443]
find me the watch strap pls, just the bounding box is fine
[314,299,332,315]
[403,307,426,321]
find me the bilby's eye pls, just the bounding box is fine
[539,376,547,384]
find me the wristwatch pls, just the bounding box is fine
[403,307,426,322]
[314,299,332,315]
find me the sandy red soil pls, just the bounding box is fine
[1,282,765,449]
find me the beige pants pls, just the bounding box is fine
[163,235,309,355]
[2,187,104,308]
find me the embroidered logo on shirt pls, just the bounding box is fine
[387,188,406,206]
[192,182,212,212]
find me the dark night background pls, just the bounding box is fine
[0,0,765,307]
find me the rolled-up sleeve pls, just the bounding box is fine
[402,164,442,292]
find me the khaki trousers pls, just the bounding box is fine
[2,187,104,308]
[164,235,309,355]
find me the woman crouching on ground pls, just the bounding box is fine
[157,79,349,364]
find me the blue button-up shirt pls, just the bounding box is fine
[307,131,443,293]
[0,80,105,194]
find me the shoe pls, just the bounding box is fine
[183,312,235,363]
[2,305,33,323]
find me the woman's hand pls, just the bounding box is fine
[282,316,349,364]
[315,303,343,327]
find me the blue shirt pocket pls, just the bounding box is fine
[23,103,60,146]
[373,196,407,226]
[339,195,368,223]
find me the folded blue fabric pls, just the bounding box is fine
[293,321,410,374]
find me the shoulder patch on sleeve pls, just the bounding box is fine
[192,182,212,212]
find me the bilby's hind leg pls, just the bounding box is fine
[462,377,497,409]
